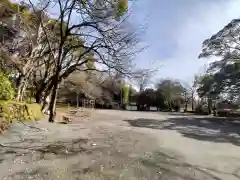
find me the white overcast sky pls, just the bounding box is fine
[129,0,240,85]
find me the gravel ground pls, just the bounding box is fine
[0,109,240,180]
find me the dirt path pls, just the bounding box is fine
[0,110,240,180]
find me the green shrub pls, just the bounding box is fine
[0,73,15,100]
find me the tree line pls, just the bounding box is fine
[1,0,239,121]
[58,72,195,112]
[192,18,240,115]
[0,0,137,122]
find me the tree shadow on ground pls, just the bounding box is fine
[140,151,240,180]
[125,116,240,146]
[1,129,239,180]
[55,150,239,180]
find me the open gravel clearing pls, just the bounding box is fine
[0,109,240,180]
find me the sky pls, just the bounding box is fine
[128,0,240,85]
[12,0,240,87]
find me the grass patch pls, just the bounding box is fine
[0,100,43,122]
[26,103,43,120]
[56,103,77,111]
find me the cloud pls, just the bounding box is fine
[12,0,240,87]
[131,0,240,85]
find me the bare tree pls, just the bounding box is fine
[132,68,158,91]
[182,85,193,112]
[0,1,49,101]
[63,71,94,108]
[26,0,139,122]
[156,79,185,111]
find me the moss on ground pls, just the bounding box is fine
[26,103,43,121]
[0,101,43,131]
[56,103,76,111]
[0,100,43,133]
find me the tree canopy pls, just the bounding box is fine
[0,0,139,122]
[198,18,240,102]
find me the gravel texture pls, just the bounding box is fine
[0,109,239,180]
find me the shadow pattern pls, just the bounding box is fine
[125,116,240,146]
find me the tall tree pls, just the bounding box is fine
[156,79,185,110]
[27,0,136,122]
[0,1,48,101]
[195,74,216,114]
[199,19,240,101]
[133,68,157,91]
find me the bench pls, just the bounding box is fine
[56,112,72,124]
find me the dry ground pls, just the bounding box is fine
[0,109,240,180]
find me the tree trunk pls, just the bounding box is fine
[19,81,28,101]
[184,102,187,112]
[16,75,25,101]
[35,90,42,104]
[191,92,194,111]
[48,74,59,123]
[184,92,187,112]
[42,91,51,113]
[16,84,23,101]
[168,101,172,111]
[207,96,212,115]
[16,74,23,88]
[35,83,53,105]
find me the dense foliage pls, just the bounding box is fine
[0,73,15,100]
[198,19,240,102]
[0,0,212,121]
[0,0,134,122]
